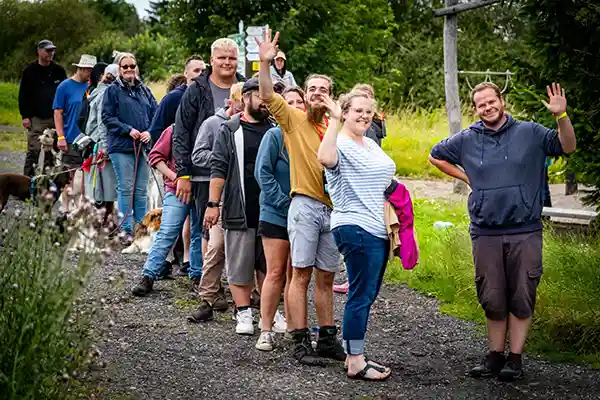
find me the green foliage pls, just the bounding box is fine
[0,82,21,126]
[0,201,110,399]
[514,0,600,208]
[387,199,600,365]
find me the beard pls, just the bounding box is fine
[249,106,269,121]
[480,108,505,126]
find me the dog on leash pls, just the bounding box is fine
[122,208,163,254]
[0,170,72,213]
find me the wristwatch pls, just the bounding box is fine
[206,201,220,208]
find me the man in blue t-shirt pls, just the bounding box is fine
[53,54,95,168]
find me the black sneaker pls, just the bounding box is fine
[498,353,524,381]
[316,325,346,361]
[132,276,154,297]
[212,295,229,312]
[469,351,506,378]
[291,329,327,367]
[187,300,214,322]
[172,261,190,277]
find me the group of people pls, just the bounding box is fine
[17,27,576,382]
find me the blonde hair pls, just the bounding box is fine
[352,83,375,99]
[211,38,239,56]
[339,91,376,122]
[230,82,244,101]
[115,52,136,66]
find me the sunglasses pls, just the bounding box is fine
[121,64,137,70]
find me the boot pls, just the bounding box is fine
[291,329,327,367]
[316,325,346,361]
[131,276,154,297]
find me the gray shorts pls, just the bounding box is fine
[224,228,266,285]
[472,230,543,321]
[287,195,343,272]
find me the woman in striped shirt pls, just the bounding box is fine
[317,91,395,381]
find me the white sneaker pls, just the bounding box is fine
[258,310,288,334]
[235,308,254,335]
[272,310,287,334]
[255,331,275,351]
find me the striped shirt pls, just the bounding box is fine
[326,135,396,239]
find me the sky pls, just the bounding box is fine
[127,0,151,18]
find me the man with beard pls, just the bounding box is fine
[257,30,345,366]
[172,38,245,287]
[430,82,576,381]
[204,79,275,335]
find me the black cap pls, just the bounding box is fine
[242,78,259,94]
[37,40,56,50]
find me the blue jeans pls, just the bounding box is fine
[142,192,203,280]
[333,225,389,355]
[109,152,149,234]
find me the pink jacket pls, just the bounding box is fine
[148,125,177,195]
[384,179,419,270]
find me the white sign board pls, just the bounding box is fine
[246,53,260,62]
[245,25,268,62]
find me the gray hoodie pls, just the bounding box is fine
[191,107,229,181]
[85,82,110,149]
[430,114,564,235]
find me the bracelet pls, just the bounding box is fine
[174,175,190,183]
[57,136,65,140]
[556,111,568,121]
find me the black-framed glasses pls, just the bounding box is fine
[121,64,137,70]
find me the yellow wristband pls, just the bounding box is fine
[178,175,190,180]
[556,111,568,121]
[57,136,65,140]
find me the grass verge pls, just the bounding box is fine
[386,198,600,367]
[0,82,21,127]
[0,131,27,152]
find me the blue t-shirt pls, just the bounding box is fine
[52,78,89,143]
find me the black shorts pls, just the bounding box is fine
[257,221,289,241]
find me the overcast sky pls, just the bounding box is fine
[127,0,150,18]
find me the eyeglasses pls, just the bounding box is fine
[121,64,137,70]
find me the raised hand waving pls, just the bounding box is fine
[256,29,280,63]
[542,82,567,116]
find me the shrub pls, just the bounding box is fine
[0,196,112,399]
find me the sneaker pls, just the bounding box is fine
[235,308,255,335]
[172,261,189,277]
[469,351,506,378]
[157,261,174,280]
[316,326,346,361]
[189,277,201,293]
[255,331,276,351]
[187,300,214,323]
[258,310,288,334]
[498,353,524,381]
[131,276,154,297]
[212,295,229,312]
[333,282,349,294]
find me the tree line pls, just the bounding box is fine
[0,0,598,207]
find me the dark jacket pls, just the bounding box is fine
[18,61,67,120]
[173,67,245,178]
[430,114,564,235]
[148,84,187,145]
[365,118,386,147]
[102,77,158,154]
[254,126,290,228]
[211,114,276,230]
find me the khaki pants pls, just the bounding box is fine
[198,207,225,304]
[24,117,55,177]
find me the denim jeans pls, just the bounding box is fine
[333,225,389,355]
[109,152,149,234]
[142,192,203,280]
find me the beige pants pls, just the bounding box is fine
[198,208,225,304]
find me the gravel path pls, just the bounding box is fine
[3,150,599,398]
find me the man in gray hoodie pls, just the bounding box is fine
[188,82,244,322]
[429,82,576,381]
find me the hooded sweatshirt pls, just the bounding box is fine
[191,107,229,179]
[430,114,564,235]
[85,82,111,149]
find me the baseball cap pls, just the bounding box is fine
[37,40,56,50]
[105,64,119,77]
[242,78,259,94]
[275,51,286,60]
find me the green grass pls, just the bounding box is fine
[0,82,21,127]
[385,199,600,366]
[0,131,26,151]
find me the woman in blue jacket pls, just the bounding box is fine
[102,52,157,237]
[254,87,306,351]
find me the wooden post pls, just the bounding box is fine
[443,0,468,194]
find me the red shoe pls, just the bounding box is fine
[333,282,349,294]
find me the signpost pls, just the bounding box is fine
[245,25,268,78]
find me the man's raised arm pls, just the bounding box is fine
[257,29,280,101]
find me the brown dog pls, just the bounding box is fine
[0,171,71,213]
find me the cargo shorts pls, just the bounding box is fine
[471,230,543,321]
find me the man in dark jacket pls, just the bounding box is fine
[18,39,67,176]
[148,55,205,144]
[429,82,576,382]
[203,79,275,335]
[172,37,245,265]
